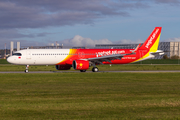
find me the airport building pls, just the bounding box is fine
[95,42,180,59]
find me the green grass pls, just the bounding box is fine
[0,59,10,64]
[132,59,180,64]
[1,64,180,72]
[0,73,180,119]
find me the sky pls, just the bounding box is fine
[0,0,180,49]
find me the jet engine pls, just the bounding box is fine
[72,60,89,70]
[55,65,71,70]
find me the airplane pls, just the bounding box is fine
[7,27,164,73]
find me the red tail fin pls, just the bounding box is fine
[139,27,162,51]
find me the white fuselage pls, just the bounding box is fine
[7,49,70,65]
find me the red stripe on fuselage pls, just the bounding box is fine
[57,48,147,65]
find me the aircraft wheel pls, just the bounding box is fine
[92,67,99,72]
[25,65,29,73]
[80,70,86,72]
[25,69,29,73]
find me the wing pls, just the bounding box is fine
[86,44,141,65]
[79,44,140,65]
[150,50,164,56]
[86,53,133,65]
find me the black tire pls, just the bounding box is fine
[80,70,86,72]
[92,67,99,72]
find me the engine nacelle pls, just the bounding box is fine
[72,60,89,70]
[55,65,71,70]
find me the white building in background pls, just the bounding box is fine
[17,42,20,51]
[95,42,180,59]
[170,42,180,57]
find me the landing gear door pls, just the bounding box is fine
[26,51,31,59]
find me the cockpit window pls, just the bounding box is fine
[12,53,22,56]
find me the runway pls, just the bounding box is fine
[1,70,180,73]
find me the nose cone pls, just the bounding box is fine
[7,57,14,64]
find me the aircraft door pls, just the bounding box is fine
[26,51,31,59]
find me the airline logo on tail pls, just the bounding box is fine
[145,28,159,49]
[132,27,163,63]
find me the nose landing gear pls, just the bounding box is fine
[25,65,29,73]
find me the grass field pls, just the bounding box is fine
[1,64,180,72]
[0,73,180,119]
[0,59,9,64]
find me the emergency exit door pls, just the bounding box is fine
[26,51,31,59]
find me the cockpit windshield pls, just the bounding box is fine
[12,53,22,56]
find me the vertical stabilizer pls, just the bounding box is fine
[139,27,162,52]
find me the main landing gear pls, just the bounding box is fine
[80,67,99,72]
[25,65,29,73]
[92,67,99,72]
[80,70,86,72]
